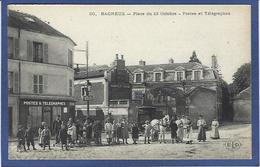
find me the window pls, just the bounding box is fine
[69,80,73,96]
[8,71,18,93]
[33,75,44,94]
[155,73,161,82]
[8,37,19,59]
[33,42,43,63]
[8,37,14,59]
[135,73,142,83]
[177,72,183,81]
[28,41,48,63]
[194,71,201,80]
[8,72,13,93]
[68,49,73,68]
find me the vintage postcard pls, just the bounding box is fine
[2,2,259,167]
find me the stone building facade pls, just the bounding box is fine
[127,56,222,125]
[8,10,76,136]
[74,55,132,123]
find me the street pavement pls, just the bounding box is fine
[8,123,251,160]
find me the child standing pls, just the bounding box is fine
[104,120,113,145]
[59,124,69,150]
[25,126,36,150]
[131,122,139,144]
[42,125,51,150]
[143,120,152,144]
[17,125,26,152]
[38,122,45,147]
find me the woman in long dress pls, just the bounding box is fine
[105,120,113,145]
[121,119,129,144]
[197,115,207,142]
[175,116,184,143]
[210,118,220,139]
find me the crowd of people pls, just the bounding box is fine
[16,114,220,152]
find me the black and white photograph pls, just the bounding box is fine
[7,5,252,160]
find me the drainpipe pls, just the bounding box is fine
[18,28,22,127]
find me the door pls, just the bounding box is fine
[9,107,13,136]
[42,106,52,128]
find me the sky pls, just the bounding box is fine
[8,5,251,83]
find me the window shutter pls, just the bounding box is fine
[13,72,19,93]
[43,75,48,94]
[14,38,19,59]
[43,43,48,63]
[27,40,33,61]
[33,74,38,93]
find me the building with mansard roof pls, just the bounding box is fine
[8,10,76,136]
[74,54,222,126]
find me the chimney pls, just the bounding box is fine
[139,60,146,66]
[113,53,125,69]
[211,54,218,69]
[169,58,174,64]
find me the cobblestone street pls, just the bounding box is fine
[8,123,251,160]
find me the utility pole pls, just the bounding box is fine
[86,41,90,117]
[74,41,92,117]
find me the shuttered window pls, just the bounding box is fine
[8,71,19,94]
[27,40,48,63]
[69,79,73,96]
[8,72,13,93]
[8,37,19,59]
[68,49,73,68]
[33,74,47,94]
[8,37,14,59]
[43,43,48,63]
[33,42,43,63]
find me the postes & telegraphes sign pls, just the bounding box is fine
[21,100,75,106]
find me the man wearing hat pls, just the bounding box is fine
[52,115,62,145]
[17,125,26,152]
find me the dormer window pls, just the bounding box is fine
[192,70,203,80]
[153,68,164,82]
[136,73,142,83]
[134,73,144,83]
[177,71,183,81]
[194,71,201,80]
[155,72,162,82]
[24,16,35,23]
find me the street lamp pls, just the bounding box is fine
[82,80,92,116]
